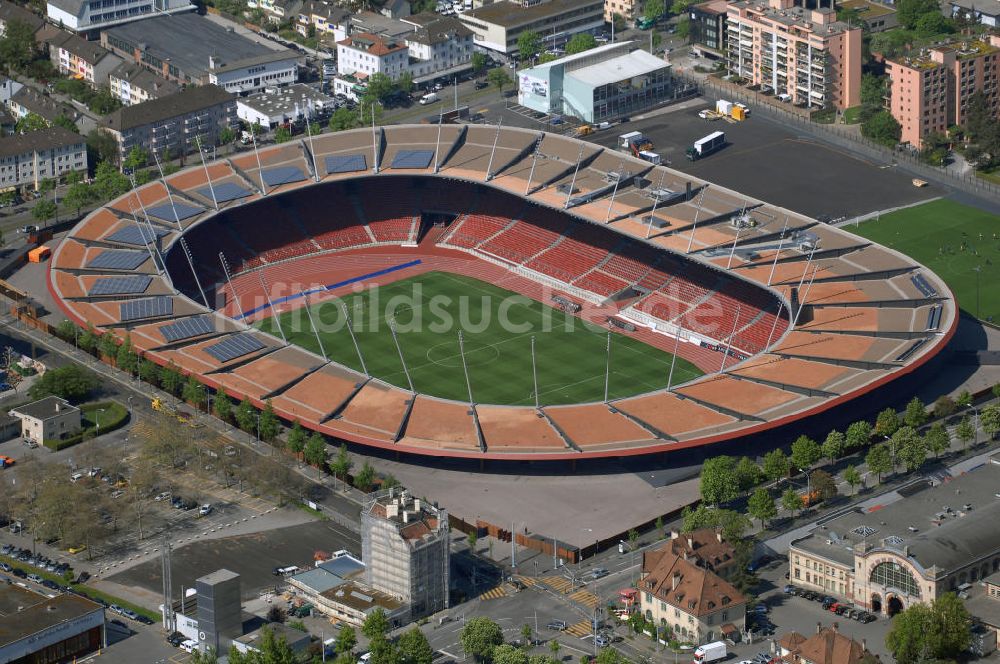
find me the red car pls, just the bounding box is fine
[828,602,842,613]
[0,456,15,469]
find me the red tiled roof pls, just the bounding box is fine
[639,548,745,617]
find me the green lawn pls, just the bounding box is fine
[852,199,1000,321]
[255,271,702,406]
[842,106,863,124]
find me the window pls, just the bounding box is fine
[870,562,922,597]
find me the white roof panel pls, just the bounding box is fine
[567,50,669,88]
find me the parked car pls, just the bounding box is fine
[167,632,186,647]
[595,636,610,648]
[0,563,11,573]
[136,614,154,625]
[75,572,90,584]
[12,568,26,579]
[27,573,43,583]
[41,579,60,590]
[180,640,198,653]
[199,504,213,516]
[546,620,567,630]
[155,492,171,502]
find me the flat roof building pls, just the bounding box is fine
[287,552,408,627]
[10,395,82,443]
[459,0,605,56]
[101,13,301,94]
[236,82,335,128]
[517,42,675,123]
[790,455,1000,617]
[726,0,862,109]
[47,0,194,36]
[0,584,105,663]
[689,0,729,57]
[837,0,897,32]
[885,34,1000,148]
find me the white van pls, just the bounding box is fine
[419,92,440,105]
[776,93,792,102]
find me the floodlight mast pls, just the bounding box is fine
[564,144,585,209]
[302,292,328,360]
[250,128,268,196]
[389,319,414,392]
[645,169,668,239]
[666,321,685,391]
[179,237,210,309]
[195,135,219,210]
[341,302,369,377]
[720,303,742,373]
[686,186,708,254]
[767,216,790,287]
[525,134,543,195]
[257,270,287,344]
[218,252,247,324]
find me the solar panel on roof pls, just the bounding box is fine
[120,296,173,321]
[105,225,169,246]
[159,315,215,342]
[88,275,153,296]
[199,182,250,203]
[203,333,266,363]
[391,150,434,169]
[325,154,367,174]
[262,166,306,187]
[147,202,204,222]
[87,250,148,271]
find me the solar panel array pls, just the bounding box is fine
[147,202,204,222]
[159,315,214,342]
[87,250,148,271]
[200,182,251,203]
[325,154,367,174]
[88,275,153,296]
[262,166,306,187]
[391,150,434,169]
[120,296,173,322]
[204,333,266,363]
[105,226,169,246]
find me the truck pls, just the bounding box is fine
[638,150,661,165]
[686,131,725,161]
[693,641,727,664]
[619,131,653,155]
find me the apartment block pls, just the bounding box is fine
[604,0,638,24]
[47,31,122,87]
[6,85,77,124]
[46,0,194,35]
[402,14,474,83]
[100,84,237,161]
[295,0,351,41]
[108,62,180,107]
[459,0,604,56]
[0,127,87,191]
[886,34,1000,147]
[336,32,409,81]
[726,0,862,109]
[690,0,728,57]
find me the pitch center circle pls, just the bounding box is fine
[425,340,501,368]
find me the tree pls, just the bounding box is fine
[219,127,236,145]
[822,430,845,463]
[460,617,505,663]
[924,422,950,458]
[886,593,971,664]
[258,399,279,442]
[845,420,872,451]
[472,51,488,75]
[956,389,973,408]
[643,0,665,22]
[762,448,790,483]
[955,414,975,450]
[213,391,232,423]
[15,112,48,134]
[487,67,511,93]
[843,465,862,494]
[123,146,149,172]
[287,420,306,456]
[182,374,206,406]
[493,645,529,664]
[932,395,956,419]
[981,404,1000,441]
[92,161,130,200]
[32,198,57,224]
[329,107,360,132]
[330,443,353,480]
[335,625,357,656]
[892,425,925,472]
[517,30,542,61]
[747,487,776,527]
[159,362,183,396]
[875,407,901,437]
[861,110,902,147]
[28,365,99,402]
[0,18,37,72]
[399,628,434,664]
[865,443,893,483]
[303,432,327,475]
[227,625,299,664]
[860,73,886,108]
[734,456,764,491]
[565,33,597,55]
[190,647,219,664]
[680,504,749,540]
[548,640,560,661]
[98,330,119,360]
[790,435,821,473]
[699,455,739,505]
[362,607,391,643]
[235,397,257,435]
[903,397,928,428]
[53,114,78,132]
[914,8,952,36]
[675,14,690,40]
[896,0,942,29]
[63,181,94,215]
[809,469,838,502]
[274,126,293,143]
[520,624,533,650]
[87,129,119,165]
[397,71,414,95]
[56,319,77,342]
[780,487,801,517]
[364,72,395,103]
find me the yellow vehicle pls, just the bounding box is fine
[68,545,87,554]
[576,125,594,137]
[912,178,928,187]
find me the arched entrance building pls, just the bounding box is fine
[788,463,1000,617]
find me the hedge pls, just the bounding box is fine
[43,402,129,451]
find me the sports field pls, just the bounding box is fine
[852,199,1000,321]
[255,271,703,406]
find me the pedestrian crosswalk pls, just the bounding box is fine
[543,576,573,594]
[569,589,600,609]
[565,620,593,638]
[478,586,508,601]
[514,575,539,588]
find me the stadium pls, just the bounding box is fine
[47,125,957,461]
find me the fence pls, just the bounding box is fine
[682,74,1000,202]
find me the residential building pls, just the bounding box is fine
[295,0,351,41]
[108,61,180,106]
[102,13,300,94]
[287,551,408,626]
[726,0,862,109]
[638,545,747,643]
[247,0,303,26]
[351,10,416,40]
[6,85,78,124]
[0,76,22,105]
[664,528,739,580]
[10,395,83,444]
[337,32,409,81]
[789,455,1000,617]
[0,1,45,36]
[689,0,728,58]
[948,0,1000,27]
[46,0,194,36]
[837,0,898,33]
[47,31,123,87]
[236,82,335,127]
[0,585,105,663]
[100,84,237,160]
[402,14,475,83]
[885,34,1000,148]
[381,0,410,19]
[963,571,1000,656]
[459,0,605,56]
[517,41,675,123]
[361,488,449,621]
[0,126,86,188]
[604,0,638,25]
[778,624,872,664]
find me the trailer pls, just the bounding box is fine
[638,150,661,165]
[686,131,725,161]
[619,131,653,155]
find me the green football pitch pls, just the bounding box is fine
[852,199,1000,322]
[255,271,703,406]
